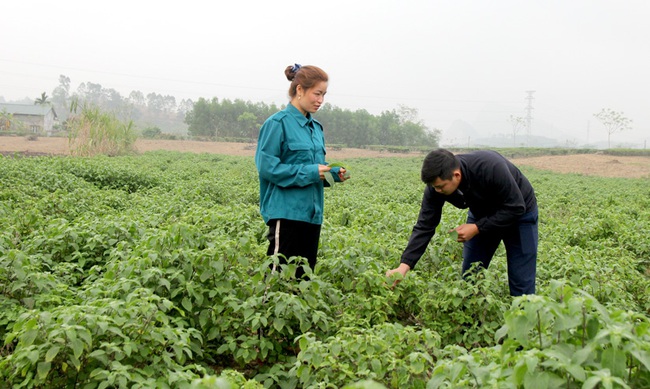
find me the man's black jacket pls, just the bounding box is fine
[401,150,537,269]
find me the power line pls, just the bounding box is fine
[0,58,523,106]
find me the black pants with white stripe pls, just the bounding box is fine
[266,219,321,279]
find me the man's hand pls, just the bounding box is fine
[451,223,479,242]
[386,263,411,287]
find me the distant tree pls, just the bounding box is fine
[378,110,401,145]
[396,105,436,147]
[34,92,50,106]
[347,108,378,147]
[146,93,165,113]
[51,75,71,121]
[593,108,633,148]
[128,91,146,107]
[397,104,419,124]
[177,98,195,122]
[426,128,442,146]
[76,82,105,105]
[162,95,177,113]
[509,115,526,146]
[185,97,217,138]
[178,98,195,114]
[104,88,124,112]
[237,112,259,142]
[185,98,435,148]
[218,99,242,138]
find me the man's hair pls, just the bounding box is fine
[421,148,459,184]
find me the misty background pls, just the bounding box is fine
[1,0,648,148]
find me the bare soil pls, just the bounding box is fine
[1,136,649,179]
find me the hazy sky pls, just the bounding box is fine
[2,0,648,146]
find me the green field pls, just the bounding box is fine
[1,152,649,388]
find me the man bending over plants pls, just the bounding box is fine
[386,148,538,296]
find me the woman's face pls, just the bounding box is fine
[295,81,328,115]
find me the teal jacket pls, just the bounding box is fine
[255,104,340,225]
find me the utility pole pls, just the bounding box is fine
[524,91,535,146]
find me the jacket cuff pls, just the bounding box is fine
[400,257,418,270]
[330,166,342,182]
[474,218,486,233]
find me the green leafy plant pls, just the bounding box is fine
[293,323,440,388]
[0,152,648,387]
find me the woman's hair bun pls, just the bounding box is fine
[284,63,302,81]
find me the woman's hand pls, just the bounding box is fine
[318,164,332,180]
[338,167,350,182]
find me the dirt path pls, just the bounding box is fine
[510,154,650,179]
[1,136,649,178]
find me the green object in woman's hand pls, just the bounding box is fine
[325,162,350,186]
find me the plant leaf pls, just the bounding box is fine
[45,346,61,362]
[37,362,51,380]
[325,171,336,186]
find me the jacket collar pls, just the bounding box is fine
[286,103,321,130]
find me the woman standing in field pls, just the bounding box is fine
[255,64,349,279]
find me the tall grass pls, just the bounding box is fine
[67,101,137,156]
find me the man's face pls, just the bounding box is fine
[431,170,461,195]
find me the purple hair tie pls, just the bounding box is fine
[291,63,302,73]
